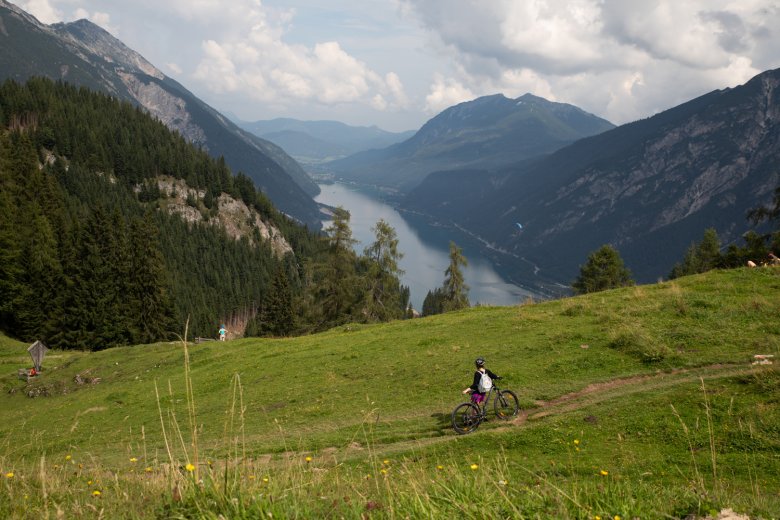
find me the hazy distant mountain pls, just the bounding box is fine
[326,93,615,192]
[237,118,416,164]
[403,68,780,291]
[0,0,322,227]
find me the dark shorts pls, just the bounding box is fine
[471,392,486,404]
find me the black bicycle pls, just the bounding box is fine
[451,383,520,434]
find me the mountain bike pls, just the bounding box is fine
[451,382,520,434]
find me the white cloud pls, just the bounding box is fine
[17,0,62,24]
[424,75,475,114]
[402,0,780,124]
[69,9,119,35]
[185,2,405,112]
[15,0,780,129]
[166,63,183,75]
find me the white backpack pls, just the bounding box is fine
[477,370,493,393]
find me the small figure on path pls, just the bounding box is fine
[218,324,227,341]
[462,357,501,405]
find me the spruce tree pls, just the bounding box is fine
[127,214,177,343]
[259,266,294,336]
[442,241,470,312]
[422,288,445,317]
[361,219,405,322]
[669,228,722,279]
[573,245,634,294]
[305,207,360,327]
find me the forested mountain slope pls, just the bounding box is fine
[0,78,316,347]
[0,79,413,349]
[0,0,322,227]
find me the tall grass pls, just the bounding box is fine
[2,269,779,518]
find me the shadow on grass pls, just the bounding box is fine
[431,412,452,431]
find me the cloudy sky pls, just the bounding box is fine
[14,0,780,132]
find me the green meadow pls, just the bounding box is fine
[1,267,779,519]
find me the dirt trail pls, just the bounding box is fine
[265,363,768,460]
[513,363,757,425]
[358,363,766,456]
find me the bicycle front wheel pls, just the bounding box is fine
[494,390,520,420]
[452,402,482,434]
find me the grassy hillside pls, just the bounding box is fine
[1,268,779,518]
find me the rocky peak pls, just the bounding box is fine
[52,19,163,79]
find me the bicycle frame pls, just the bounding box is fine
[470,384,501,417]
[452,382,520,434]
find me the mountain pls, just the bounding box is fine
[403,68,780,290]
[0,0,322,227]
[326,93,615,192]
[237,117,416,165]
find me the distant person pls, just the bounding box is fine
[462,357,500,405]
[218,324,227,341]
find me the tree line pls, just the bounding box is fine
[571,194,780,294]
[0,78,460,349]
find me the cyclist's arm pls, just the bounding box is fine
[462,371,481,394]
[487,369,500,380]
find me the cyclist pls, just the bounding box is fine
[462,357,501,406]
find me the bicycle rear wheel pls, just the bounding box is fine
[494,390,520,420]
[452,402,482,434]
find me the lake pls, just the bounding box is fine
[314,182,538,311]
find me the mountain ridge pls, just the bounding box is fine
[326,92,615,192]
[237,117,416,165]
[0,0,322,227]
[403,68,780,289]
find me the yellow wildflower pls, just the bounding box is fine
[305,456,312,463]
[573,440,580,445]
[600,470,609,476]
[5,472,13,478]
[87,480,93,485]
[614,516,621,520]
[65,455,72,461]
[380,469,387,475]
[92,490,101,497]
[436,465,444,470]
[383,459,390,465]
[130,457,138,463]
[470,464,479,471]
[248,475,256,480]
[263,477,269,483]
[185,463,195,473]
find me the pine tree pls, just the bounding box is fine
[127,214,177,343]
[258,266,294,337]
[14,206,62,340]
[669,228,722,279]
[442,241,469,312]
[361,219,405,322]
[422,288,445,317]
[572,245,634,294]
[304,207,361,327]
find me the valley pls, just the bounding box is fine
[315,182,544,310]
